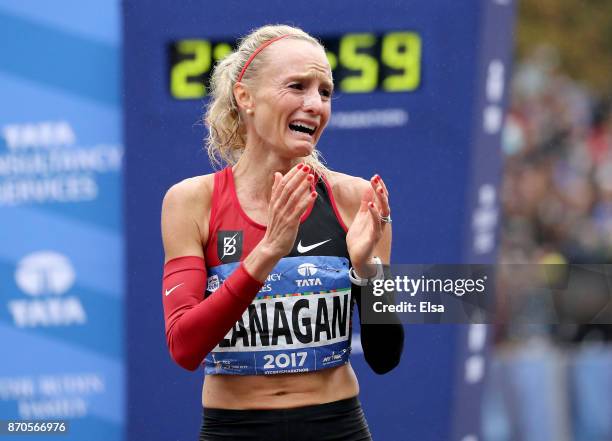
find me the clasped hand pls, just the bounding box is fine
[260,163,316,258]
[346,175,391,274]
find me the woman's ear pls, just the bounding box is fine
[233,82,254,113]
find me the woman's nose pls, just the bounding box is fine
[302,90,323,113]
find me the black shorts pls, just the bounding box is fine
[199,396,373,441]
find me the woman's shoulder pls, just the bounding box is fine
[324,170,370,208]
[163,174,215,209]
[161,174,216,260]
[162,173,216,227]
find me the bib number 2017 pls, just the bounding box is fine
[263,352,307,369]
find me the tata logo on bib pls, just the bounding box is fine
[217,231,243,263]
[296,263,322,288]
[7,251,87,328]
[297,263,318,277]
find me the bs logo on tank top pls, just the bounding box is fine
[217,230,243,263]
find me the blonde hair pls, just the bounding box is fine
[204,24,330,176]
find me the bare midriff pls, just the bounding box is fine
[202,363,359,409]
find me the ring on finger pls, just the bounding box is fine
[380,214,392,224]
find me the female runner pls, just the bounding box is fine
[161,24,404,441]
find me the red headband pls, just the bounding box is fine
[237,35,290,82]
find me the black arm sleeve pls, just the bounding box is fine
[353,267,404,374]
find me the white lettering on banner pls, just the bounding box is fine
[0,378,35,400]
[19,398,87,419]
[482,59,506,134]
[328,109,409,129]
[2,121,76,150]
[0,373,105,420]
[468,324,487,352]
[8,252,88,328]
[465,355,485,383]
[486,61,505,101]
[0,175,98,206]
[38,374,104,396]
[8,298,87,327]
[483,106,503,134]
[472,184,498,255]
[0,146,122,175]
[0,121,122,207]
[214,290,351,353]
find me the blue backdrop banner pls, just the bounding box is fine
[0,1,124,440]
[123,1,515,440]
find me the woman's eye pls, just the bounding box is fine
[320,89,332,98]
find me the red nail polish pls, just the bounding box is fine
[306,174,314,181]
[297,164,303,170]
[378,187,384,194]
[369,202,374,208]
[302,165,310,173]
[311,191,317,198]
[374,175,380,182]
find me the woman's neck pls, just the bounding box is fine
[232,147,300,203]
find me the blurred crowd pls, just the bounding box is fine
[498,45,612,343]
[501,45,612,264]
[484,47,612,441]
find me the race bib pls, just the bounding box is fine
[204,256,353,375]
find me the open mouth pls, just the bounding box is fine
[288,121,317,137]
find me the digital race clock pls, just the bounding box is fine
[169,32,422,99]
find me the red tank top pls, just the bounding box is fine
[204,167,349,267]
[202,167,354,376]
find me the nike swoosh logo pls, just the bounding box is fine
[165,283,184,296]
[297,239,331,254]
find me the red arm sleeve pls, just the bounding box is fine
[162,256,264,371]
